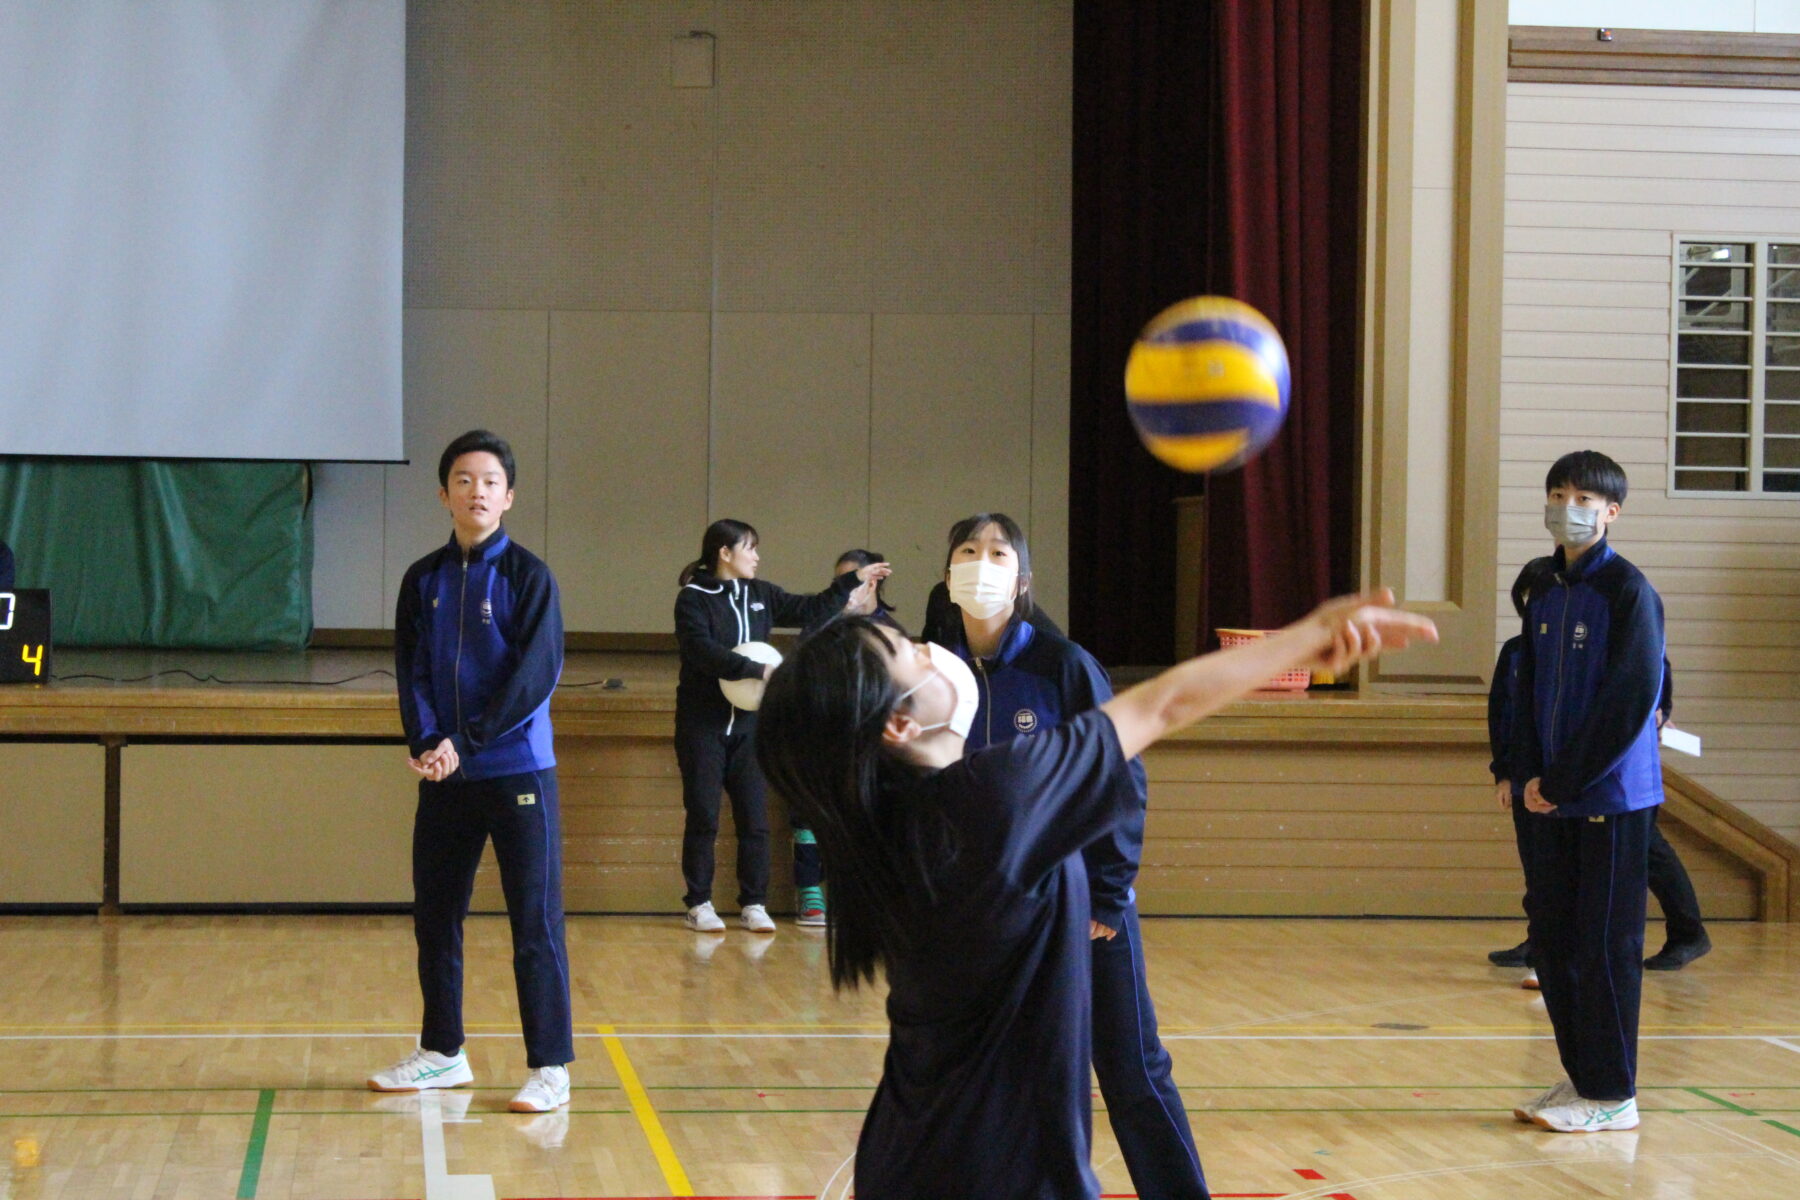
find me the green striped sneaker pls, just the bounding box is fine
[1533,1095,1639,1132]
[368,1047,473,1092]
[796,886,826,927]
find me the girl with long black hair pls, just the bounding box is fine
[672,519,888,933]
[755,595,1433,1198]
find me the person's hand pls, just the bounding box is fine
[412,738,459,782]
[1089,920,1117,941]
[845,573,880,616]
[1306,588,1439,675]
[1495,780,1513,811]
[1656,709,1667,730]
[1523,777,1556,814]
[762,662,775,681]
[855,561,892,585]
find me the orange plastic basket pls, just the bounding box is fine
[1216,628,1311,691]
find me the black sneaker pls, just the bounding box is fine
[1488,940,1532,968]
[1644,931,1712,971]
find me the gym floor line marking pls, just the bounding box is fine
[600,1023,694,1197]
[235,1088,274,1199]
[4,1083,1796,1095]
[420,1089,497,1200]
[5,1030,1800,1043]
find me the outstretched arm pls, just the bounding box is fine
[1101,590,1437,761]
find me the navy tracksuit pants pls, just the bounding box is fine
[1512,798,1704,953]
[414,768,574,1068]
[675,719,770,909]
[1523,807,1654,1102]
[1092,903,1210,1200]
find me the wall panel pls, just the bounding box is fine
[1502,81,1800,843]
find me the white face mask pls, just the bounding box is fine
[894,642,980,739]
[947,559,1018,620]
[1543,503,1603,548]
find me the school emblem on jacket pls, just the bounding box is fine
[1573,621,1588,644]
[751,601,765,612]
[1014,709,1039,733]
[480,598,494,625]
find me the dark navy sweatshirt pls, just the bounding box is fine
[396,527,563,781]
[673,569,856,730]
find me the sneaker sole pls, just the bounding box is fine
[367,1078,470,1093]
[796,917,826,927]
[1521,979,1541,990]
[1531,1114,1639,1132]
[508,1095,569,1113]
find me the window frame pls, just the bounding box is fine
[1669,233,1800,499]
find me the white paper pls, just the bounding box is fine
[1660,725,1702,757]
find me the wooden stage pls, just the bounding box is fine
[0,649,1790,920]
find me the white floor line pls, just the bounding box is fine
[419,1090,495,1200]
[1763,1036,1800,1056]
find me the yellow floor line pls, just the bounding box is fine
[599,1022,694,1197]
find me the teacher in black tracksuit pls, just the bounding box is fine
[673,519,889,934]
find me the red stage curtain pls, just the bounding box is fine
[1205,0,1363,634]
[1070,1,1362,662]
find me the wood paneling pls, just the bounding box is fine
[1510,25,1800,91]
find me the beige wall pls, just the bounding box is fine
[312,1,1072,634]
[1501,81,1800,844]
[121,746,415,905]
[0,744,105,904]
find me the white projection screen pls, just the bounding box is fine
[0,1,404,461]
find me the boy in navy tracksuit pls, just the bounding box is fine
[1509,450,1665,1133]
[942,513,1207,1199]
[369,430,574,1114]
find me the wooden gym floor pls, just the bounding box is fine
[0,914,1796,1199]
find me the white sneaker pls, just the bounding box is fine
[509,1064,571,1113]
[685,901,725,932]
[1513,1078,1576,1122]
[739,903,776,933]
[1534,1095,1639,1132]
[368,1047,473,1092]
[1521,969,1540,990]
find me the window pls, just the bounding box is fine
[1671,238,1800,496]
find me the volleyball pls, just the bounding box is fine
[719,640,783,711]
[1123,296,1291,473]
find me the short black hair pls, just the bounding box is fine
[1545,450,1627,506]
[438,430,517,489]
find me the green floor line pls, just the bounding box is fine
[236,1089,275,1199]
[1686,1087,1761,1116]
[1765,1120,1800,1140]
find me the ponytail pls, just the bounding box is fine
[679,519,760,586]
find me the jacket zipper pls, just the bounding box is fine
[453,551,469,770]
[1548,574,1569,765]
[975,658,991,745]
[725,580,746,736]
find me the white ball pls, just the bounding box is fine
[719,641,783,711]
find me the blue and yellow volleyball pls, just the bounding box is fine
[1123,296,1290,473]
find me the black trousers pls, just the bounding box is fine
[1647,808,1705,943]
[1523,807,1654,1101]
[1092,904,1210,1200]
[413,768,574,1068]
[676,719,769,909]
[1511,799,1705,950]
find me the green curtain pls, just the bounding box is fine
[0,460,312,649]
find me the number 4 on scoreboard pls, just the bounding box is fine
[21,644,43,677]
